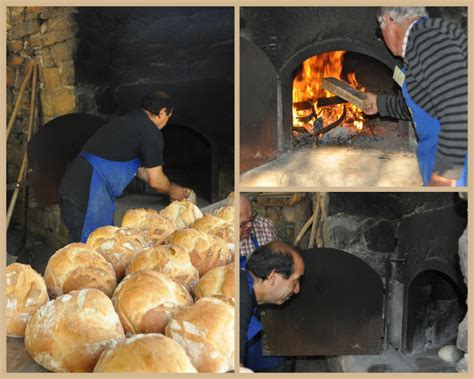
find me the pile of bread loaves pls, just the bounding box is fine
[6,199,235,373]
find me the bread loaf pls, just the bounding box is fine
[160,200,203,229]
[24,288,125,372]
[165,297,234,373]
[126,244,199,291]
[112,270,193,335]
[86,226,147,280]
[94,333,197,373]
[44,243,116,298]
[191,213,234,244]
[6,263,49,338]
[214,205,235,224]
[121,208,178,247]
[168,228,231,276]
[194,263,234,304]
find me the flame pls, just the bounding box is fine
[293,51,366,133]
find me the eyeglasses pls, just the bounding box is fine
[375,15,393,40]
[240,211,257,228]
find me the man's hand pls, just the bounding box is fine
[428,173,456,187]
[363,92,379,115]
[169,183,189,201]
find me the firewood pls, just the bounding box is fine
[322,77,371,112]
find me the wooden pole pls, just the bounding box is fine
[294,213,313,246]
[6,63,34,139]
[7,64,38,230]
[308,193,321,249]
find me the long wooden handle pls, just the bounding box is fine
[6,63,34,139]
[7,154,27,228]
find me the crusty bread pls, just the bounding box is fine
[214,205,235,224]
[121,208,160,227]
[165,297,234,373]
[126,244,199,291]
[6,263,49,338]
[191,213,234,244]
[112,270,193,335]
[168,228,231,276]
[160,200,203,229]
[94,333,197,373]
[121,208,178,247]
[193,263,234,304]
[24,288,125,372]
[86,226,147,280]
[44,243,117,298]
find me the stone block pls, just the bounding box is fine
[40,7,77,20]
[58,60,75,85]
[53,87,76,115]
[458,227,467,285]
[456,355,468,373]
[7,66,15,87]
[8,39,23,52]
[25,7,44,20]
[328,193,401,219]
[456,313,467,352]
[42,67,61,89]
[8,7,25,25]
[39,90,55,117]
[363,219,396,253]
[9,19,41,39]
[49,38,78,63]
[29,33,43,49]
[438,345,464,363]
[35,48,55,68]
[9,54,24,66]
[42,25,78,46]
[46,13,76,31]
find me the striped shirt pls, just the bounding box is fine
[377,18,467,174]
[239,215,277,257]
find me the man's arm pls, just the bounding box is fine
[137,166,188,201]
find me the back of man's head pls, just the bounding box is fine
[378,7,428,22]
[247,241,299,280]
[140,89,173,116]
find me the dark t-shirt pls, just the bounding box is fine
[59,109,164,209]
[240,269,257,364]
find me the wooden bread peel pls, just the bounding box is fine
[322,77,372,112]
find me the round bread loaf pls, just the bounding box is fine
[165,297,234,373]
[126,244,199,291]
[194,263,234,304]
[25,288,125,372]
[94,333,197,373]
[112,270,193,335]
[121,208,178,247]
[160,200,203,229]
[214,205,235,224]
[191,213,234,244]
[44,243,117,298]
[168,228,231,276]
[86,226,147,280]
[6,263,49,338]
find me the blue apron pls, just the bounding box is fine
[245,271,284,371]
[79,152,141,242]
[401,19,467,186]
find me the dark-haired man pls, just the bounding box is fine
[240,241,305,372]
[59,89,189,243]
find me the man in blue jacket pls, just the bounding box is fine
[240,241,305,372]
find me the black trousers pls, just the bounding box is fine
[60,197,86,243]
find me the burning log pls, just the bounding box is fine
[322,77,371,112]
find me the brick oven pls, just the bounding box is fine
[240,7,467,187]
[243,192,467,372]
[6,6,234,247]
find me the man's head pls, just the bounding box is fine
[140,89,173,129]
[377,7,428,57]
[240,194,255,241]
[247,241,305,305]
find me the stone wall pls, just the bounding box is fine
[7,6,80,244]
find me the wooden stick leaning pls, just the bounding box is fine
[6,64,34,140]
[7,64,38,229]
[308,193,321,249]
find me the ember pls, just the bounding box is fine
[292,51,367,139]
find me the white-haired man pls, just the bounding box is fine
[365,7,467,187]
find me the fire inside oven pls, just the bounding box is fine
[291,51,400,149]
